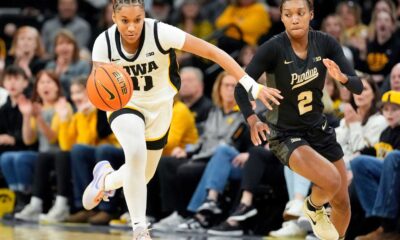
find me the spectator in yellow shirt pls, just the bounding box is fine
[216,0,271,53]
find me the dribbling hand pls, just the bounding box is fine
[247,115,270,146]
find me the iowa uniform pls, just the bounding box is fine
[235,30,363,165]
[92,18,185,149]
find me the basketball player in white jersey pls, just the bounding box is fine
[82,0,282,239]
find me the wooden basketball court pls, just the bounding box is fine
[1,220,305,240]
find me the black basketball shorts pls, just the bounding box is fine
[268,117,344,166]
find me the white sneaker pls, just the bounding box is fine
[39,204,70,223]
[284,199,304,219]
[152,212,185,232]
[269,220,307,238]
[133,226,152,240]
[303,198,339,240]
[15,203,42,222]
[82,161,115,210]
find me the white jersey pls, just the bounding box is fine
[92,18,186,108]
[92,18,187,148]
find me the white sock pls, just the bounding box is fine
[30,196,43,210]
[54,195,69,209]
[110,114,148,228]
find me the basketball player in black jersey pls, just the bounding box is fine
[235,0,363,239]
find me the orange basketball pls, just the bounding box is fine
[87,64,133,111]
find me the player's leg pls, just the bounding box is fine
[289,145,340,240]
[108,113,148,229]
[330,159,351,239]
[289,146,340,207]
[145,149,163,183]
[82,113,148,228]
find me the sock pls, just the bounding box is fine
[307,196,322,211]
[30,196,43,210]
[339,236,345,240]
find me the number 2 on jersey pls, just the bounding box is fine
[298,91,313,115]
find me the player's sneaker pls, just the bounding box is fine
[303,198,339,240]
[133,226,152,240]
[82,161,115,210]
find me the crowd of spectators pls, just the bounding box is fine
[0,0,400,239]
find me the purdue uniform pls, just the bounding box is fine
[92,18,186,149]
[236,30,362,165]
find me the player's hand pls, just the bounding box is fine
[323,58,348,84]
[257,85,283,110]
[239,75,282,110]
[247,115,270,146]
[232,153,250,168]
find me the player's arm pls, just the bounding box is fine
[91,32,111,71]
[180,33,282,110]
[234,42,276,145]
[323,34,363,95]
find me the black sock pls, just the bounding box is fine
[307,197,322,211]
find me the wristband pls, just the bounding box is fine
[239,75,260,99]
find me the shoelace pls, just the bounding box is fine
[135,228,152,240]
[315,208,333,225]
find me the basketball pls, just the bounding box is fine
[87,64,133,111]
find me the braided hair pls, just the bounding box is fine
[112,0,144,12]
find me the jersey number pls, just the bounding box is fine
[298,91,313,115]
[132,76,154,91]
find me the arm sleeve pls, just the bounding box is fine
[92,33,111,63]
[234,84,255,119]
[235,40,277,120]
[325,34,363,94]
[157,21,186,51]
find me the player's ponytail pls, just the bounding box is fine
[112,0,145,12]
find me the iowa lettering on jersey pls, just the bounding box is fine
[123,61,159,91]
[290,67,319,90]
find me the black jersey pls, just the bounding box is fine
[245,30,361,131]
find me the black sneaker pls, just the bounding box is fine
[207,221,244,236]
[227,203,257,221]
[197,199,222,215]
